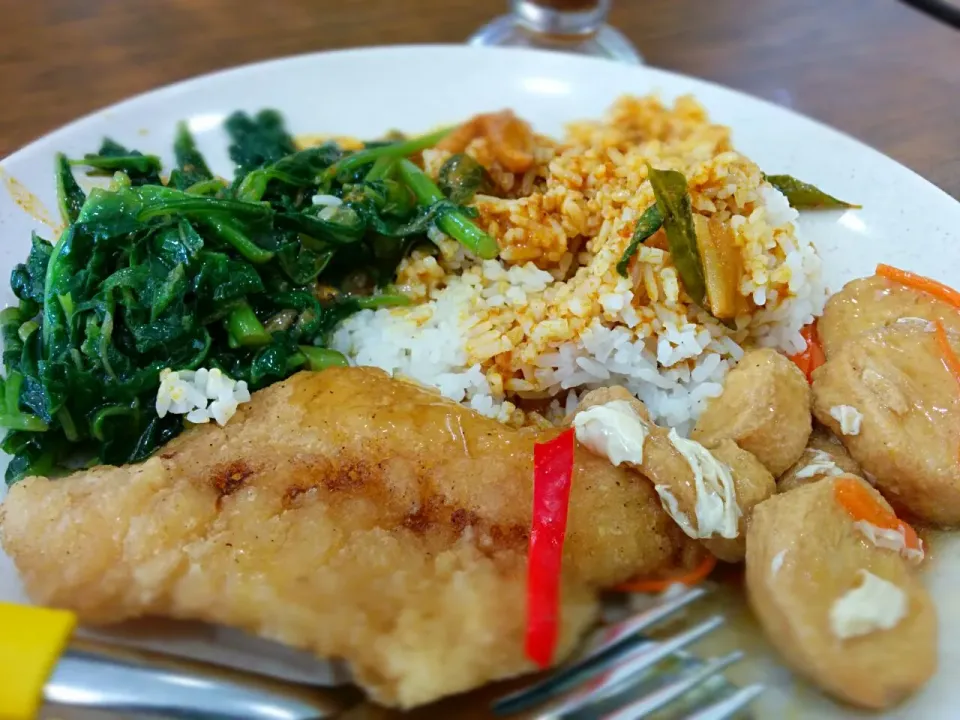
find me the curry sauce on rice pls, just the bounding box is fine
[332,95,826,431]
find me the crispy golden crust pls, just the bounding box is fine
[1,367,694,708]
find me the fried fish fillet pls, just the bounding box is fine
[1,367,696,708]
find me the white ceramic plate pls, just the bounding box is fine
[2,45,959,718]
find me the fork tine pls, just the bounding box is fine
[492,586,707,716]
[685,683,765,720]
[581,585,709,662]
[600,650,746,720]
[531,615,727,719]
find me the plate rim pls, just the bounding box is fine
[1,43,957,210]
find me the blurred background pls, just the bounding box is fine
[0,0,958,195]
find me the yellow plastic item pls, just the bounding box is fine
[0,602,76,720]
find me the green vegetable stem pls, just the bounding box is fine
[397,159,499,259]
[226,302,273,347]
[296,346,349,371]
[323,127,452,185]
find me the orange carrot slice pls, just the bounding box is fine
[933,320,960,464]
[788,346,811,379]
[934,320,960,388]
[788,322,825,382]
[809,332,826,374]
[876,264,960,309]
[834,476,922,554]
[615,554,718,594]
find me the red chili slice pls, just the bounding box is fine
[524,427,575,669]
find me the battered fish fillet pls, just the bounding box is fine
[0,367,696,708]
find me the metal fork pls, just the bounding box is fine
[493,585,763,720]
[39,586,761,719]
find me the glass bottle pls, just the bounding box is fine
[469,0,642,64]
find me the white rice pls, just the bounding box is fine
[331,183,826,433]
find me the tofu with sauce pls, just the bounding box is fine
[818,275,960,357]
[692,348,812,476]
[746,476,936,709]
[778,425,862,494]
[575,387,775,563]
[813,321,960,525]
[697,440,776,563]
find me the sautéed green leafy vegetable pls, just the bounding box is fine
[1,110,493,484]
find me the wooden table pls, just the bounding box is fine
[2,0,959,197]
